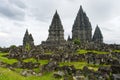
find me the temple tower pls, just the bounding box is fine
[42,11,66,47]
[47,11,64,42]
[23,29,34,48]
[72,6,92,42]
[92,25,103,43]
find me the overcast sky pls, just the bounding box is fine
[0,0,120,47]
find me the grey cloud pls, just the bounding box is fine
[102,27,112,32]
[10,0,26,9]
[0,0,26,20]
[13,22,24,27]
[24,0,65,22]
[86,0,114,23]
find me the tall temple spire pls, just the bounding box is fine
[73,5,84,30]
[29,34,34,42]
[24,29,29,37]
[72,5,92,42]
[25,29,28,34]
[42,11,66,47]
[92,25,103,43]
[23,29,29,43]
[55,10,58,15]
[48,11,64,41]
[50,10,63,31]
[78,5,84,16]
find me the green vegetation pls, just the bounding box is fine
[23,58,49,65]
[23,58,37,63]
[0,53,17,64]
[0,52,8,56]
[60,61,87,69]
[113,50,120,52]
[0,67,58,80]
[91,50,109,54]
[73,39,80,45]
[0,51,111,80]
[77,49,88,54]
[77,49,109,54]
[44,52,53,54]
[14,68,24,73]
[38,60,49,65]
[0,67,25,80]
[10,45,16,49]
[59,61,98,71]
[25,43,31,51]
[0,53,55,80]
[60,61,110,71]
[26,72,57,80]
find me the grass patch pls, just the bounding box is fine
[77,49,88,54]
[59,61,99,70]
[14,68,24,73]
[23,58,37,63]
[38,60,49,65]
[113,50,120,53]
[0,67,59,80]
[60,61,87,69]
[77,49,109,54]
[90,50,109,54]
[59,61,110,71]
[0,52,8,56]
[0,53,18,64]
[0,67,25,80]
[45,52,53,54]
[26,72,58,80]
[23,58,49,65]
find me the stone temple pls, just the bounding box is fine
[72,6,103,43]
[72,6,92,42]
[42,11,66,47]
[42,6,103,47]
[92,25,103,43]
[23,29,34,48]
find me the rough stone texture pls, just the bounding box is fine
[92,25,103,43]
[42,11,66,47]
[23,29,34,48]
[72,6,92,42]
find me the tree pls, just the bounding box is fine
[73,39,80,45]
[10,45,16,49]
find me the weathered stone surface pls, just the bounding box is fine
[23,29,34,48]
[92,25,103,43]
[21,70,36,76]
[42,11,66,47]
[42,61,58,72]
[72,6,92,42]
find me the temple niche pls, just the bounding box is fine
[42,11,66,47]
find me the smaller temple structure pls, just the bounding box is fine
[23,29,34,48]
[92,25,103,43]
